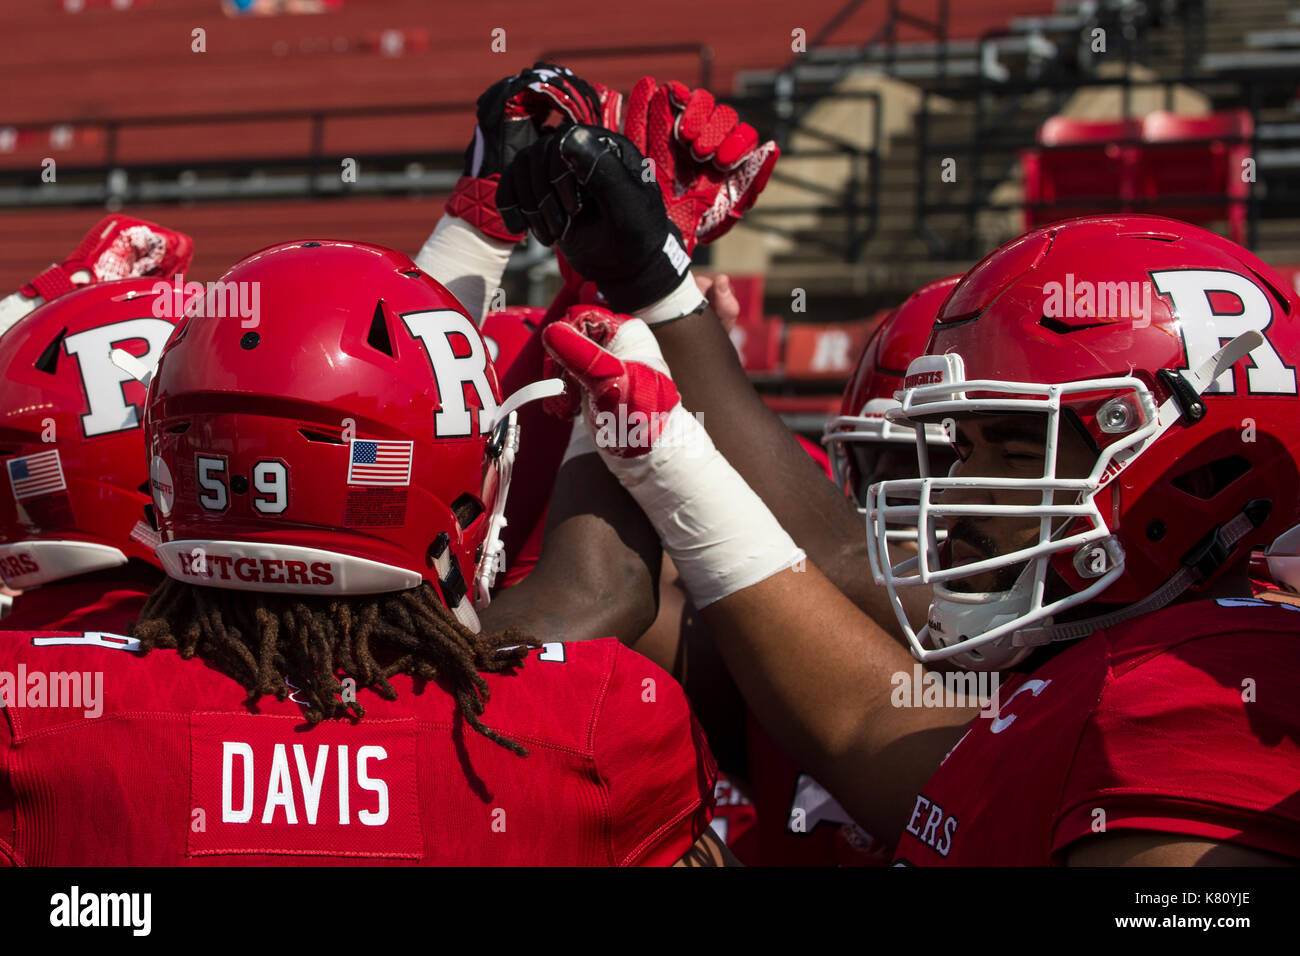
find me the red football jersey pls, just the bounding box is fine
[710,771,759,865]
[0,563,161,633]
[0,634,716,865]
[747,713,892,866]
[893,599,1300,865]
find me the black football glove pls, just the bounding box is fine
[449,63,606,242]
[496,125,697,316]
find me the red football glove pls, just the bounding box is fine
[21,215,193,301]
[623,76,779,253]
[540,303,631,419]
[541,315,681,458]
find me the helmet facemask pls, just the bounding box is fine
[823,399,952,546]
[866,353,1168,670]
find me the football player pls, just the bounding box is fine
[0,217,192,628]
[507,124,1300,864]
[0,280,180,631]
[0,240,724,865]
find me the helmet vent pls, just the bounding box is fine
[1038,315,1106,335]
[367,299,394,356]
[1171,455,1251,500]
[34,327,67,374]
[298,428,345,445]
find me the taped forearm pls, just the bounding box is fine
[414,215,515,325]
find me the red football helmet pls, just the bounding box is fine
[0,279,176,588]
[823,275,962,519]
[481,305,544,373]
[145,241,555,630]
[867,216,1300,669]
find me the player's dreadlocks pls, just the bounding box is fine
[130,578,540,756]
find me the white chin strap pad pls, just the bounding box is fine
[0,540,127,589]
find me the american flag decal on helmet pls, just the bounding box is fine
[346,439,412,486]
[7,450,67,500]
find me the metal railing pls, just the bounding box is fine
[911,70,1300,258]
[730,88,882,261]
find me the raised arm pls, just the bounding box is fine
[538,312,973,843]
[498,118,903,635]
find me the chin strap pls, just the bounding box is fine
[1016,499,1271,646]
[473,377,568,608]
[430,531,481,633]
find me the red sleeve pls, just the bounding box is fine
[593,644,717,866]
[1054,632,1300,859]
[0,688,16,865]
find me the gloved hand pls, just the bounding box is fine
[623,76,779,253]
[541,313,803,608]
[447,63,612,243]
[498,125,702,320]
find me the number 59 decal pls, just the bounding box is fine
[196,454,289,515]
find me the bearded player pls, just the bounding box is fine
[0,239,724,866]
[506,118,1300,864]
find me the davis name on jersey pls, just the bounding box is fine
[0,634,716,865]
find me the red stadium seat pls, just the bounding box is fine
[731,314,784,376]
[782,319,875,381]
[1137,109,1253,244]
[1021,117,1141,229]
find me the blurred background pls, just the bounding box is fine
[1,0,1295,431]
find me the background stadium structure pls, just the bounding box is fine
[3,0,1299,429]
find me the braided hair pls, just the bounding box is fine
[130,579,539,756]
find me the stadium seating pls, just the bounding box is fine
[1021,117,1141,228]
[1137,109,1253,245]
[1022,110,1253,242]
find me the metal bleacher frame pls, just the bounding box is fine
[905,1,1300,260]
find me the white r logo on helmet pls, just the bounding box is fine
[1152,269,1297,395]
[401,309,499,437]
[63,317,174,438]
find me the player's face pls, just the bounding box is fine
[851,440,958,555]
[936,412,1095,593]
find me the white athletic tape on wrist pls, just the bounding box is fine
[602,403,805,607]
[633,272,707,326]
[414,215,515,324]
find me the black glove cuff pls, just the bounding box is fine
[596,225,693,314]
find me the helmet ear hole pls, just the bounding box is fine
[450,493,484,531]
[1171,455,1251,500]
